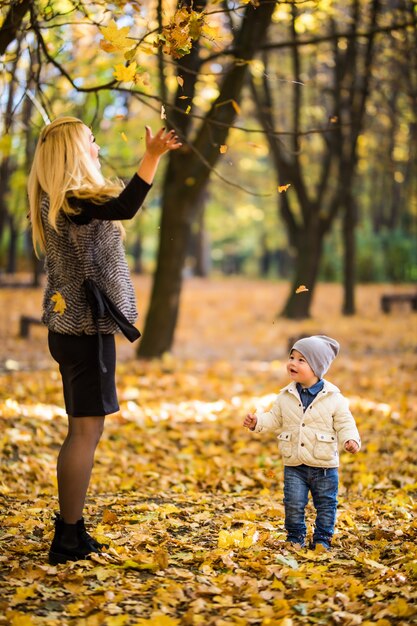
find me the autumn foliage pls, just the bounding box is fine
[0,278,416,625]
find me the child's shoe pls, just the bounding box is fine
[48,513,107,565]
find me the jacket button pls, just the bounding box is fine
[301,443,305,446]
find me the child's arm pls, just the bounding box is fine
[243,399,282,433]
[243,413,257,430]
[333,395,361,452]
[344,440,360,453]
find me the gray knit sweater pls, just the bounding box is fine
[41,194,137,335]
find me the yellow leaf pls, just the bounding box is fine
[136,615,180,626]
[120,132,128,143]
[106,616,129,626]
[100,20,134,52]
[113,62,137,83]
[177,76,184,88]
[219,145,228,154]
[295,285,309,294]
[0,134,12,158]
[103,509,118,524]
[278,183,291,193]
[51,292,66,315]
[179,95,189,100]
[185,105,191,114]
[7,612,37,626]
[231,99,241,115]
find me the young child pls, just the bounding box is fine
[28,117,181,564]
[243,335,360,549]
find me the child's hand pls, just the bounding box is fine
[344,439,359,453]
[244,413,257,431]
[145,126,182,157]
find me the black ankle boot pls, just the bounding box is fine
[48,513,105,565]
[77,517,109,551]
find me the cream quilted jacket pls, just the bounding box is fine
[254,380,361,468]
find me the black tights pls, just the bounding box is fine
[57,416,104,523]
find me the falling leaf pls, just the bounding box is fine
[329,115,338,123]
[231,99,241,115]
[185,105,191,114]
[51,292,66,315]
[278,184,291,193]
[161,105,167,120]
[177,76,184,88]
[120,132,128,143]
[179,95,189,100]
[219,145,228,154]
[295,285,309,294]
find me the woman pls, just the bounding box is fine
[28,116,181,564]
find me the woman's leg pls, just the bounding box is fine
[57,415,105,523]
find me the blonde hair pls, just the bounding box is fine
[28,116,124,255]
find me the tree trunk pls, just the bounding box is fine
[138,159,195,356]
[137,0,277,358]
[0,0,31,56]
[342,197,356,315]
[6,216,18,274]
[281,225,324,319]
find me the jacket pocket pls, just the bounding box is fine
[278,431,292,458]
[314,432,337,462]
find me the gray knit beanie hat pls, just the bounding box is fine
[290,335,340,379]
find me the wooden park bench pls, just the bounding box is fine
[19,315,43,338]
[380,293,417,313]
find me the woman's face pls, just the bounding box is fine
[82,125,101,169]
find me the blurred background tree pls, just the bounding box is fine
[0,0,416,354]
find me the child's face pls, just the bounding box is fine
[287,349,319,388]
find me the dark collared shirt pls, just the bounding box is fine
[296,379,324,411]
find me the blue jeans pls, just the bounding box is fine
[283,465,339,548]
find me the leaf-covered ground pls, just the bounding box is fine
[1,277,416,626]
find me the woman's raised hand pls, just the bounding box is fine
[145,126,182,157]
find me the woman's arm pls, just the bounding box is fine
[70,126,181,224]
[69,174,152,223]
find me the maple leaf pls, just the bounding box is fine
[155,7,207,59]
[219,145,228,154]
[100,20,134,52]
[278,184,291,193]
[113,62,137,83]
[51,292,66,315]
[295,285,309,293]
[161,105,167,120]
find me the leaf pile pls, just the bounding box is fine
[0,279,416,625]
